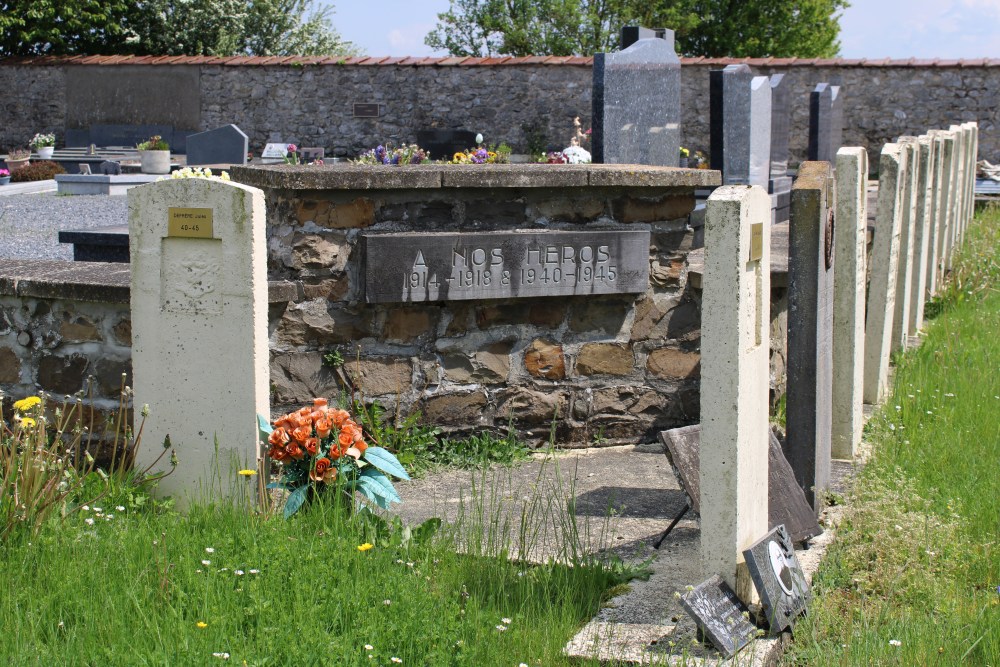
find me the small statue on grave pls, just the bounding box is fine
[99,161,121,175]
[569,116,590,147]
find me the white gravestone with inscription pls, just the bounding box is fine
[129,178,269,507]
[701,184,771,604]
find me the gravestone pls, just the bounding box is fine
[933,132,956,293]
[891,139,919,353]
[186,124,249,166]
[786,162,834,511]
[260,142,288,163]
[948,124,967,258]
[807,84,843,162]
[710,65,771,187]
[701,184,771,603]
[659,424,821,544]
[924,132,946,298]
[621,25,667,48]
[769,74,793,225]
[129,177,269,508]
[863,143,906,405]
[907,136,935,334]
[831,148,868,460]
[416,130,478,161]
[743,525,810,633]
[679,575,758,658]
[593,29,681,166]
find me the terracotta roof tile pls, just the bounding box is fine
[936,58,961,67]
[357,56,389,65]
[435,56,468,66]
[767,57,798,66]
[566,56,592,65]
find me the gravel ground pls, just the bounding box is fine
[0,193,129,261]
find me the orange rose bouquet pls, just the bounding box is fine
[259,398,410,518]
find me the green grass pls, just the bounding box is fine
[785,205,1000,665]
[0,458,622,666]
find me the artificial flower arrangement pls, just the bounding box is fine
[136,135,169,151]
[544,145,591,164]
[164,166,230,181]
[354,144,428,165]
[260,398,410,518]
[451,142,511,164]
[29,133,55,149]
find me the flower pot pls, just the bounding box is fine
[139,149,171,174]
[678,157,689,168]
[5,158,29,173]
[36,146,54,160]
[0,176,10,186]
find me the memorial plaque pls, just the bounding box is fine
[744,525,810,633]
[750,222,764,262]
[261,143,288,160]
[362,230,650,303]
[353,103,381,118]
[679,575,758,658]
[168,207,214,238]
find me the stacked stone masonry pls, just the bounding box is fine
[0,57,994,170]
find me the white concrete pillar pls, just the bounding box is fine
[908,135,934,334]
[934,132,956,288]
[863,143,905,406]
[700,184,771,604]
[944,127,963,273]
[925,132,945,298]
[129,177,270,507]
[891,139,918,353]
[832,147,868,459]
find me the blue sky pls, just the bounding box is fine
[324,0,1000,59]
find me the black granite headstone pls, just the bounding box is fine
[99,161,121,176]
[786,162,835,513]
[621,26,666,49]
[593,28,680,166]
[659,424,821,544]
[186,124,249,166]
[415,130,478,160]
[679,575,759,658]
[709,64,770,186]
[769,73,791,179]
[743,525,810,633]
[808,83,844,162]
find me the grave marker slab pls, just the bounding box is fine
[701,184,771,602]
[908,136,935,334]
[924,132,946,298]
[743,525,810,633]
[934,132,956,292]
[864,143,906,405]
[786,162,834,511]
[679,575,758,659]
[807,84,843,162]
[416,129,478,161]
[891,139,919,353]
[186,124,249,166]
[768,74,793,224]
[129,178,269,507]
[710,66,771,187]
[593,29,681,166]
[659,425,821,544]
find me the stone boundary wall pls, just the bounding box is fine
[1,57,995,170]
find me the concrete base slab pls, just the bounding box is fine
[56,173,161,195]
[0,179,57,196]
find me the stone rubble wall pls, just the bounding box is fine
[1,61,996,169]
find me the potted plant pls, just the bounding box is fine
[679,146,690,168]
[0,168,10,185]
[29,133,56,159]
[4,148,30,173]
[136,135,171,174]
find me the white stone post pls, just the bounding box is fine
[934,132,956,290]
[891,139,918,353]
[949,124,967,262]
[908,135,934,334]
[130,177,270,507]
[832,147,868,459]
[701,184,770,604]
[925,132,945,298]
[941,129,960,274]
[967,122,979,235]
[863,143,905,406]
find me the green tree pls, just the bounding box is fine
[426,0,847,58]
[0,0,360,57]
[0,0,133,56]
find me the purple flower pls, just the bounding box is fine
[287,143,297,153]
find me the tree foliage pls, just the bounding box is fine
[0,0,361,57]
[426,0,848,58]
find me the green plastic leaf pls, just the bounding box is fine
[257,414,273,437]
[360,467,402,504]
[283,485,308,519]
[363,447,410,480]
[266,481,289,490]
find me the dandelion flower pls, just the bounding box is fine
[13,396,41,412]
[357,543,374,552]
[238,469,257,477]
[19,417,37,429]
[196,621,208,629]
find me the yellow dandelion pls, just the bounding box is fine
[238,469,257,477]
[13,396,41,412]
[19,417,37,429]
[357,543,374,552]
[196,621,208,628]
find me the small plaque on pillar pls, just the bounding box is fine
[168,207,214,238]
[679,575,759,658]
[750,222,764,262]
[743,525,810,633]
[353,103,381,118]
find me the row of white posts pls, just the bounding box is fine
[701,122,978,601]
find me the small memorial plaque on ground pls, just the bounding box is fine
[260,143,288,162]
[743,524,810,633]
[679,575,759,658]
[362,230,650,303]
